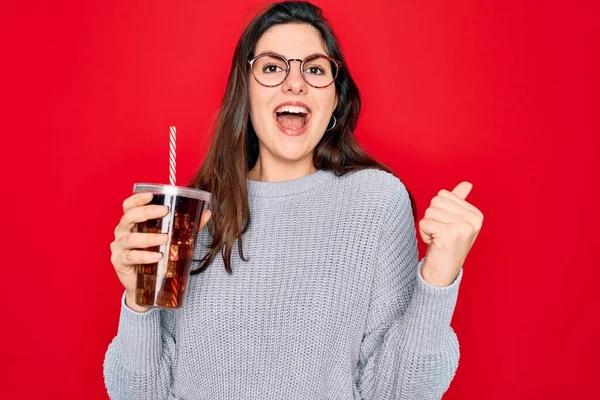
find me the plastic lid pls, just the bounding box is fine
[133,183,211,202]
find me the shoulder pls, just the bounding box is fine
[333,168,411,213]
[336,168,409,200]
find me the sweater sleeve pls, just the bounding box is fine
[357,180,463,400]
[103,292,177,400]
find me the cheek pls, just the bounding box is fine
[248,86,264,129]
[248,83,258,114]
[248,84,272,121]
[320,88,337,114]
[314,89,338,123]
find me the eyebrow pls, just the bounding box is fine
[255,50,329,59]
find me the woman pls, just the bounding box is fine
[104,1,483,399]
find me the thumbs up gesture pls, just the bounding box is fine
[418,182,484,287]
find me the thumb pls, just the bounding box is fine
[452,181,473,200]
[199,209,212,229]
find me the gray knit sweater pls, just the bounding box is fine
[103,168,463,399]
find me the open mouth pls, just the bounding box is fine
[274,105,311,131]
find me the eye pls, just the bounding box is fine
[305,66,325,75]
[262,63,284,73]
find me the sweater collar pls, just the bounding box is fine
[247,169,335,198]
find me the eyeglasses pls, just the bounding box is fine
[248,52,343,88]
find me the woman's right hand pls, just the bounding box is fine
[110,192,211,312]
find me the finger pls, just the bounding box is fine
[122,192,153,213]
[418,218,447,245]
[424,206,464,224]
[425,206,480,233]
[121,249,164,266]
[450,182,473,200]
[115,205,169,239]
[198,209,212,229]
[115,232,169,251]
[437,188,483,219]
[430,196,472,217]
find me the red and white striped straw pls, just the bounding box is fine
[169,126,176,186]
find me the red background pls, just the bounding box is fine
[2,0,599,398]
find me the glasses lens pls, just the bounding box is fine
[252,55,288,86]
[303,55,337,87]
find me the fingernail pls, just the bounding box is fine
[152,252,163,261]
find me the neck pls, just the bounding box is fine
[247,155,317,182]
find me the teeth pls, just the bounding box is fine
[275,105,309,114]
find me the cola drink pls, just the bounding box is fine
[132,184,211,309]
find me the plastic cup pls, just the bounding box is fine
[132,183,211,309]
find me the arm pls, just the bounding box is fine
[357,180,463,399]
[103,292,177,400]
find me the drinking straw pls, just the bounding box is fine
[171,278,179,307]
[168,125,178,307]
[169,126,176,186]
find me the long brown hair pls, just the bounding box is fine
[188,1,416,275]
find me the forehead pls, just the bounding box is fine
[255,23,328,58]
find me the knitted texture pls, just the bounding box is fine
[103,168,463,399]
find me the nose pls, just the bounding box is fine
[281,59,307,94]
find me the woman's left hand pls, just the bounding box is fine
[418,182,484,287]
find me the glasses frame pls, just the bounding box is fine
[247,52,343,89]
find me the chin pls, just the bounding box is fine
[273,140,314,161]
[276,149,310,162]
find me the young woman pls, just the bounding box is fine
[104,2,483,399]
